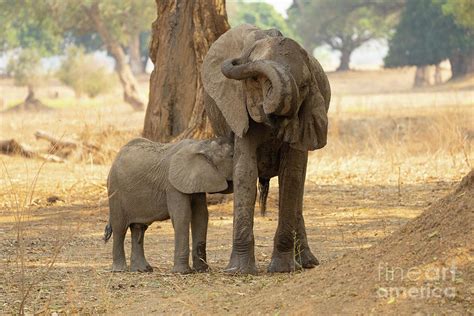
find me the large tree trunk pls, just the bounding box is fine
[129,30,145,75]
[337,48,352,72]
[449,51,474,79]
[143,0,230,142]
[83,3,145,111]
[414,65,431,87]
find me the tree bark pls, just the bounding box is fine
[143,0,230,142]
[129,30,145,75]
[83,3,145,111]
[414,65,431,87]
[414,66,429,87]
[337,48,352,72]
[449,51,474,79]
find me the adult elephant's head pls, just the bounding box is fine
[202,24,331,151]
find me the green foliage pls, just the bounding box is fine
[385,0,473,67]
[287,0,400,53]
[58,0,155,47]
[0,0,62,55]
[227,1,297,39]
[0,0,155,61]
[440,0,474,30]
[139,31,151,66]
[57,46,116,98]
[6,49,45,88]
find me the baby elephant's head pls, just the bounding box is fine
[169,138,234,194]
[204,137,234,181]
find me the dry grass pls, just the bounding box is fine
[0,69,473,314]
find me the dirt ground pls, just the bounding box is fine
[0,69,473,314]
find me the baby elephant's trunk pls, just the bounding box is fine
[103,223,113,243]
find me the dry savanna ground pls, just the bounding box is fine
[0,68,473,314]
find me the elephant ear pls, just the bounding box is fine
[202,24,258,137]
[282,54,331,151]
[168,145,228,194]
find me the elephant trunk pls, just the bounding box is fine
[104,223,112,243]
[221,58,299,117]
[258,177,270,216]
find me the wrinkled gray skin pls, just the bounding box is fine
[105,137,233,274]
[202,25,330,274]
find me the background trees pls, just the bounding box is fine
[0,1,62,110]
[385,0,473,85]
[1,0,471,133]
[288,0,401,71]
[227,1,296,39]
[440,0,474,30]
[0,0,155,111]
[77,1,147,110]
[57,46,115,98]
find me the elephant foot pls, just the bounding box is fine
[224,252,257,275]
[268,251,295,273]
[296,248,319,269]
[130,261,153,273]
[112,261,127,272]
[193,259,209,273]
[172,264,193,274]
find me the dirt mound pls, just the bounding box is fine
[2,97,53,113]
[240,170,474,314]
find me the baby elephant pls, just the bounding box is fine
[104,137,233,273]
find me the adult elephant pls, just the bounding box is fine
[202,24,330,274]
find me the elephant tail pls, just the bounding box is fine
[258,177,270,216]
[103,223,113,243]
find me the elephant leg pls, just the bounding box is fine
[225,134,258,275]
[111,225,127,272]
[130,223,153,272]
[289,150,319,268]
[268,146,307,273]
[168,190,193,274]
[296,212,319,268]
[191,193,209,272]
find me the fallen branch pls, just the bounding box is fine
[34,130,99,151]
[0,139,64,162]
[0,139,36,158]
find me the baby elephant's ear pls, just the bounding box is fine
[169,145,228,194]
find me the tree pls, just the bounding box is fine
[439,0,474,78]
[5,49,52,111]
[57,46,116,98]
[60,0,155,76]
[78,2,146,110]
[288,0,401,71]
[1,1,154,111]
[227,1,297,39]
[441,0,474,30]
[0,1,62,55]
[125,1,155,75]
[0,1,62,111]
[46,0,153,110]
[385,0,473,83]
[143,0,230,142]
